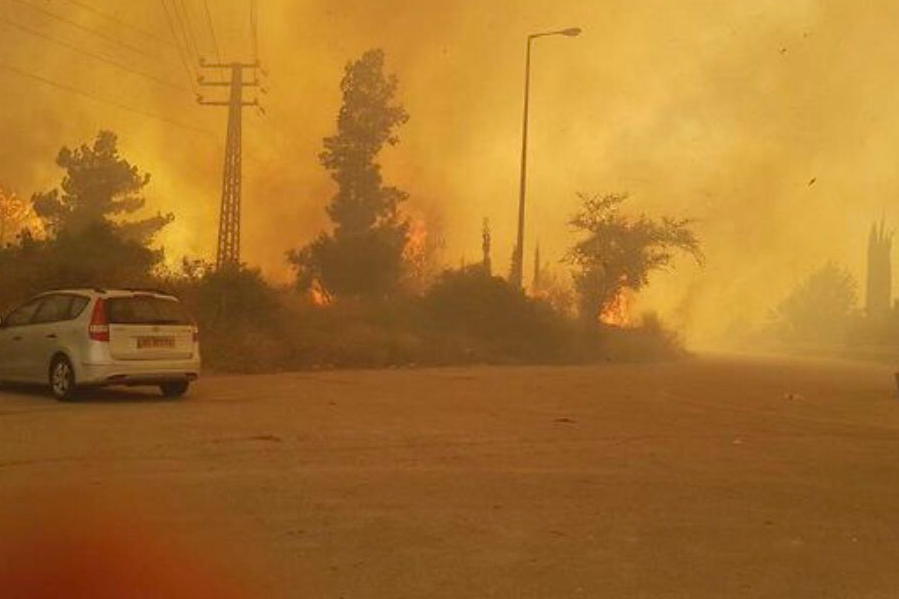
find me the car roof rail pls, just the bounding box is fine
[40,286,107,295]
[124,287,179,298]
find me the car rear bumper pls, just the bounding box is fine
[78,358,201,386]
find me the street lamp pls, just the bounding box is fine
[510,27,582,290]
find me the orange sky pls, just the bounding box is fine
[1,0,897,344]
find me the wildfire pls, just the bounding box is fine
[404,219,428,264]
[403,218,432,287]
[309,282,332,307]
[0,184,43,245]
[599,288,634,327]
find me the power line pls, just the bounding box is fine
[56,0,174,48]
[9,0,174,65]
[173,0,201,62]
[0,16,188,91]
[0,61,214,136]
[159,0,197,89]
[171,0,192,57]
[250,0,258,64]
[182,0,206,59]
[201,0,221,63]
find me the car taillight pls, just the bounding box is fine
[88,298,110,342]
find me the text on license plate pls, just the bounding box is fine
[137,336,175,349]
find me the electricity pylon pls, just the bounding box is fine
[198,59,264,269]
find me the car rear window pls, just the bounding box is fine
[106,296,193,325]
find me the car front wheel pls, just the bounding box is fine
[50,356,76,401]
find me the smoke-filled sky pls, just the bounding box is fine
[0,0,897,343]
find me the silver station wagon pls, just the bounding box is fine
[0,288,201,400]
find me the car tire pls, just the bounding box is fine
[160,381,190,398]
[49,356,77,402]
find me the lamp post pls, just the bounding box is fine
[510,27,582,290]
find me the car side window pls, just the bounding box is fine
[4,299,44,327]
[32,295,74,325]
[69,296,89,319]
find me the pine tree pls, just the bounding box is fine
[289,50,410,299]
[31,130,172,245]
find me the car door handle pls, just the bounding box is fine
[46,334,57,339]
[12,336,22,341]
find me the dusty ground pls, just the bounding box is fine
[1,355,899,598]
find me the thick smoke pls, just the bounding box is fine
[0,0,895,344]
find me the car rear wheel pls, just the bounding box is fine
[50,356,76,401]
[160,381,190,398]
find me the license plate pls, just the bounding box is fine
[137,336,175,349]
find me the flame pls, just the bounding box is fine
[599,288,634,327]
[404,219,430,286]
[309,282,332,307]
[0,184,43,244]
[404,219,428,264]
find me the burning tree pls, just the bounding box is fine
[401,218,445,295]
[289,49,411,300]
[0,184,40,246]
[565,192,703,324]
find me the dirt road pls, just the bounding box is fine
[1,355,898,597]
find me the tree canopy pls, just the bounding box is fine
[565,193,703,321]
[0,131,171,310]
[32,130,172,245]
[774,261,858,343]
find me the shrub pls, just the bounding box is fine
[421,267,575,364]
